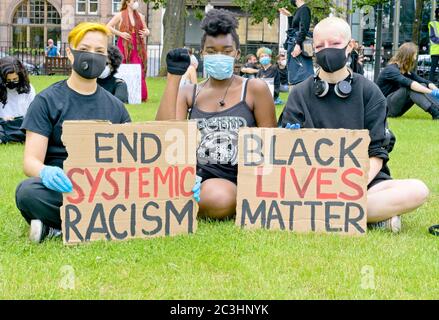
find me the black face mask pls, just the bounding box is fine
[316,46,349,73]
[6,81,19,90]
[70,49,107,80]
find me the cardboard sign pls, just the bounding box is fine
[61,121,198,245]
[114,64,142,104]
[236,128,370,236]
[261,78,275,97]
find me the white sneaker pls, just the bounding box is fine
[368,216,402,233]
[29,219,62,243]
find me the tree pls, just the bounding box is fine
[412,0,425,45]
[146,0,205,76]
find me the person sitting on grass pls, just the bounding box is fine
[376,42,439,120]
[0,56,35,144]
[240,54,259,79]
[156,9,277,220]
[15,22,132,243]
[97,45,129,103]
[276,52,289,92]
[279,17,429,233]
[256,47,282,105]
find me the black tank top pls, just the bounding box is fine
[189,78,256,183]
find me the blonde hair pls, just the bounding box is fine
[256,47,272,58]
[314,17,352,43]
[68,22,111,48]
[389,42,418,74]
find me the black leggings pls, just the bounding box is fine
[15,178,63,229]
[386,86,437,117]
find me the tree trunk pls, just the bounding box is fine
[412,0,425,45]
[159,0,186,76]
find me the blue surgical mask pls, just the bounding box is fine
[260,56,271,66]
[203,54,235,80]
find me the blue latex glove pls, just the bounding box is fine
[192,175,202,203]
[431,89,439,98]
[39,166,73,193]
[285,123,301,130]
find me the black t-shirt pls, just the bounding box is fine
[257,64,281,100]
[22,80,131,168]
[277,65,288,85]
[376,63,431,97]
[279,74,390,176]
[97,75,129,104]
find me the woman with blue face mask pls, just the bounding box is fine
[256,47,282,105]
[157,9,277,220]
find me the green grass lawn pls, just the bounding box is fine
[0,76,438,299]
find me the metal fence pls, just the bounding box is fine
[0,42,163,77]
[2,41,432,82]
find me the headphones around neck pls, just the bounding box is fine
[313,68,353,99]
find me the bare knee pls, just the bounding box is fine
[407,179,430,207]
[198,179,237,220]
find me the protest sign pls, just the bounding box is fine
[261,78,274,97]
[61,121,198,245]
[236,128,370,235]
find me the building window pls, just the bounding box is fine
[76,0,99,15]
[76,0,86,14]
[113,0,122,14]
[88,0,99,15]
[12,0,61,48]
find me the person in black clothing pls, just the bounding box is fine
[376,42,439,120]
[97,45,129,103]
[156,9,277,219]
[15,23,131,243]
[256,47,282,104]
[349,39,364,75]
[280,0,314,85]
[276,53,289,92]
[240,54,259,79]
[428,8,439,83]
[279,17,429,233]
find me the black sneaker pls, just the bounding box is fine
[429,106,439,120]
[29,219,62,243]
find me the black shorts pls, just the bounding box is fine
[196,166,237,185]
[368,170,392,190]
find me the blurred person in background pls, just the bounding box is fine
[0,56,35,144]
[97,45,129,103]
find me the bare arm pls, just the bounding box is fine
[23,131,49,177]
[139,13,150,37]
[249,79,277,127]
[241,67,259,74]
[156,74,183,120]
[188,66,198,84]
[410,81,433,94]
[107,13,129,39]
[156,49,191,120]
[368,157,383,185]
